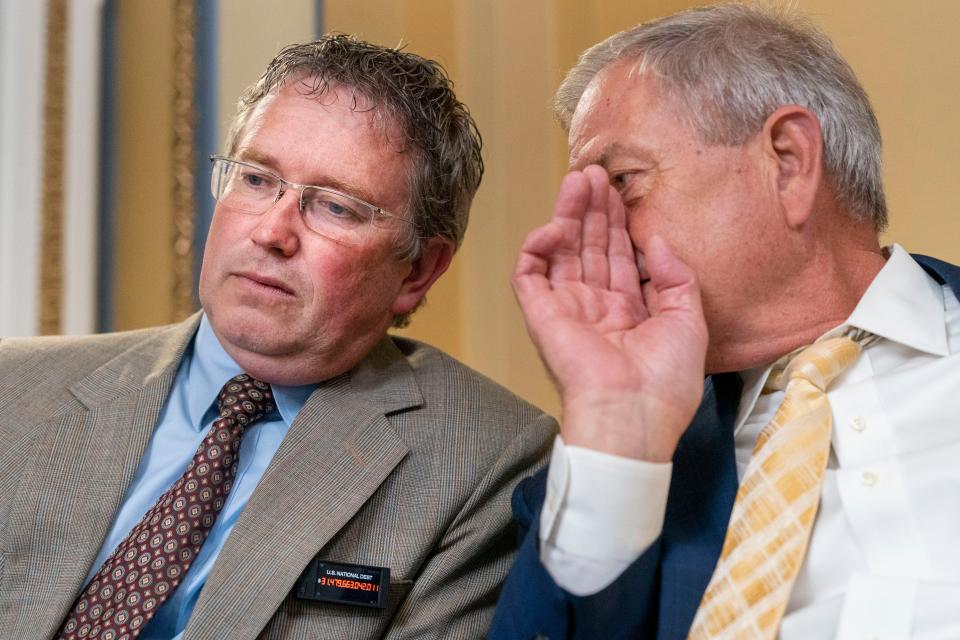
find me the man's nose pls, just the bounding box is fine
[249,189,301,256]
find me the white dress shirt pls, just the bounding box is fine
[540,245,960,639]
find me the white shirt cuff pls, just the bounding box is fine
[538,436,672,595]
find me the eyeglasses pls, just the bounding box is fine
[209,156,409,245]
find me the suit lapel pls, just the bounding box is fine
[185,337,418,640]
[0,316,199,639]
[659,372,741,637]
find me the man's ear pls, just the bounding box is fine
[391,237,456,316]
[762,105,824,229]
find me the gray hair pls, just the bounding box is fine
[226,35,484,263]
[556,3,887,230]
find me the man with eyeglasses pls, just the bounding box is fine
[0,36,554,640]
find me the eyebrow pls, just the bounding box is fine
[236,147,387,208]
[571,140,649,171]
[592,141,656,170]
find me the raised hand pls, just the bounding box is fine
[512,165,708,462]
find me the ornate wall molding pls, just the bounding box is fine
[171,0,197,321]
[39,0,68,335]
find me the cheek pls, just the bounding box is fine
[305,246,394,303]
[625,195,693,253]
[203,212,243,265]
[199,224,233,285]
[198,233,223,296]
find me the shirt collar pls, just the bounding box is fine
[734,245,948,432]
[841,244,948,356]
[183,314,317,431]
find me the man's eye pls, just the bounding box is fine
[240,172,273,189]
[324,200,351,217]
[304,193,366,224]
[611,172,632,191]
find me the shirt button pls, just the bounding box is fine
[850,416,867,432]
[861,471,879,487]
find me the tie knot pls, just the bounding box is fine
[765,335,863,393]
[217,373,275,427]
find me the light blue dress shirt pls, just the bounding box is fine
[82,315,316,639]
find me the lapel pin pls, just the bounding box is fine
[295,559,391,609]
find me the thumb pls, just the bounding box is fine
[644,235,704,320]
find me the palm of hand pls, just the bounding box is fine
[513,166,707,460]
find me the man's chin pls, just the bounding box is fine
[209,313,302,359]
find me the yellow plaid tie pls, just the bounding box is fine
[688,334,867,639]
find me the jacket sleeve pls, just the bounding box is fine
[488,467,666,640]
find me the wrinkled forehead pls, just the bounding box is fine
[568,58,704,160]
[570,58,680,128]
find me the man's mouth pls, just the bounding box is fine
[234,271,295,296]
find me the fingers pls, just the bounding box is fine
[550,171,592,223]
[580,166,612,288]
[512,173,590,308]
[535,171,593,282]
[515,165,649,304]
[512,264,550,303]
[512,224,556,310]
[524,170,593,262]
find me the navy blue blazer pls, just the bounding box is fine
[489,255,960,640]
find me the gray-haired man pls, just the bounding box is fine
[492,4,960,639]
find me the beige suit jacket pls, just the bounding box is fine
[0,315,556,639]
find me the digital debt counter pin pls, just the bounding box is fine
[295,559,390,609]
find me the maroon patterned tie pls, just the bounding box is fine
[55,374,275,640]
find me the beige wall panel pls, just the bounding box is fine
[555,0,700,71]
[325,2,403,46]
[453,2,565,415]
[326,0,458,63]
[115,2,176,330]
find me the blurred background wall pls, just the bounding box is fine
[2,0,958,417]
